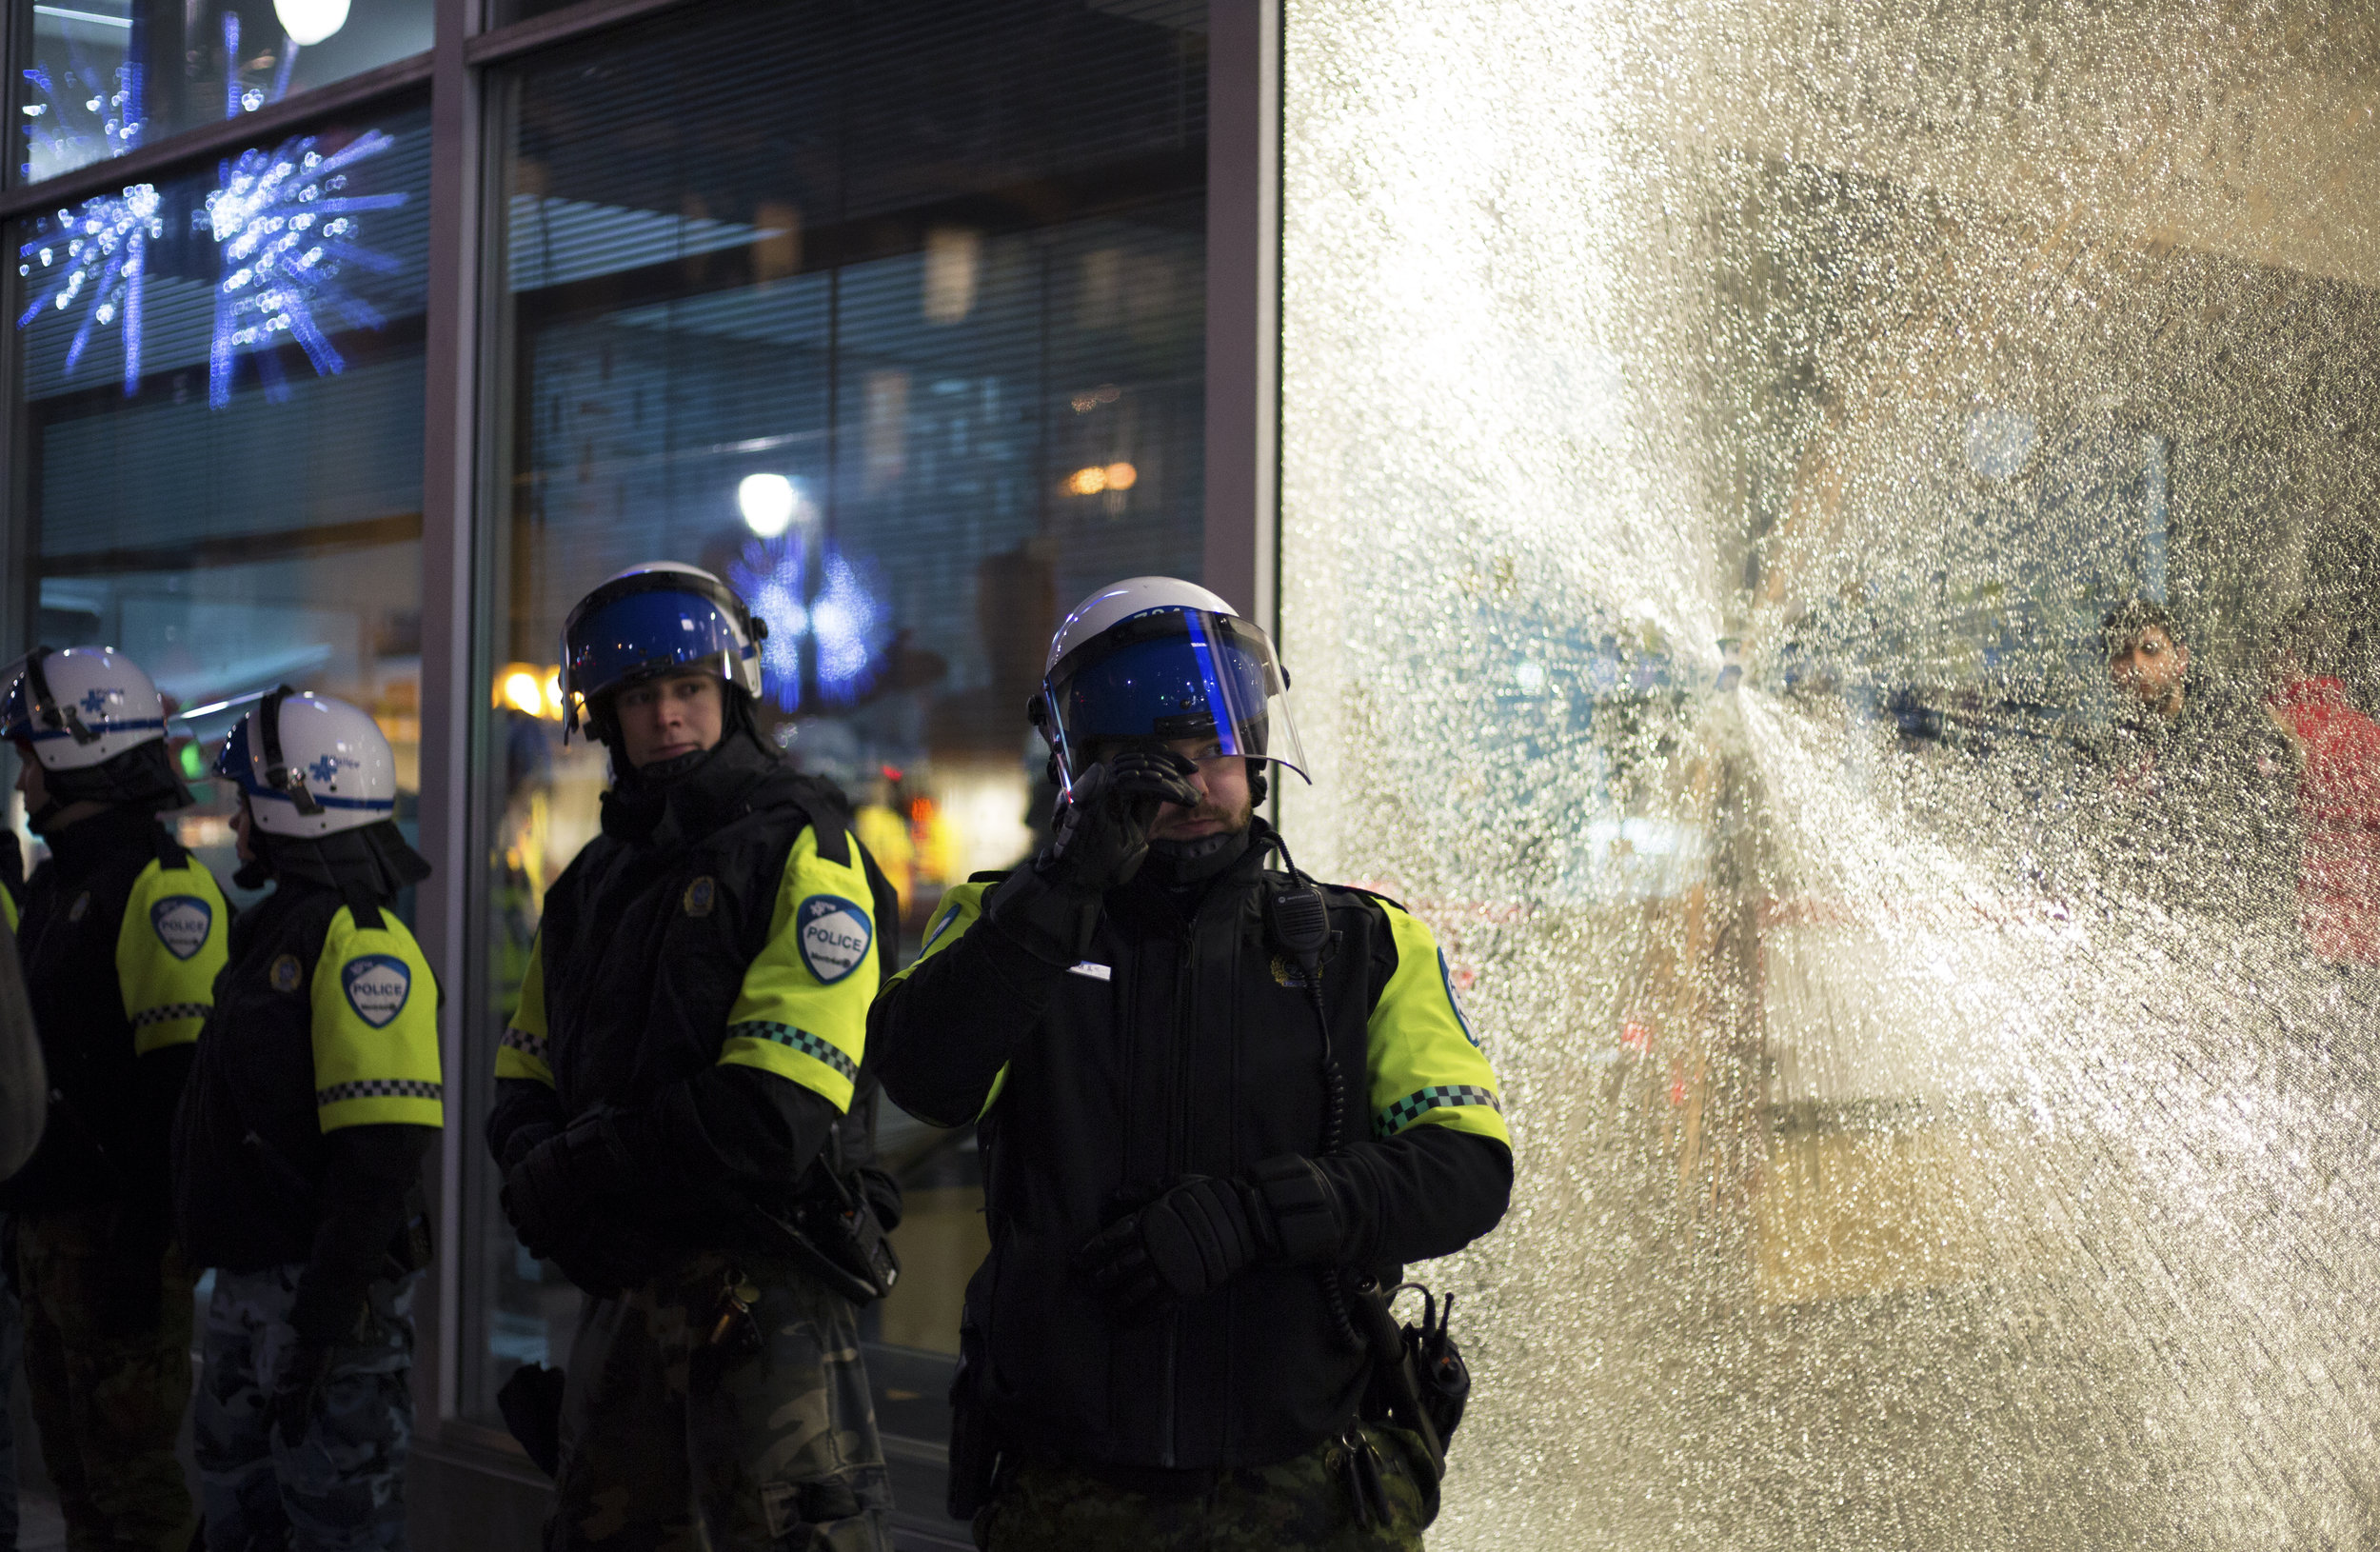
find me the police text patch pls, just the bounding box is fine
[795,894,871,985]
[342,954,413,1028]
[150,895,212,961]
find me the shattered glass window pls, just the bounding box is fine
[1283,4,2380,1543]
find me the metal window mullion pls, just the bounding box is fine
[415,0,486,1432]
[1202,0,1281,634]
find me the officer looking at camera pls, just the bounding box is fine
[486,562,901,1551]
[174,688,440,1551]
[870,578,1514,1551]
[0,647,228,1552]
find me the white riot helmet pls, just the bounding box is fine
[212,688,397,838]
[1031,576,1307,794]
[1,646,169,769]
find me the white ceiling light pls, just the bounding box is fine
[738,472,798,538]
[273,0,349,48]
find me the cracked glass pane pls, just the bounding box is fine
[1283,5,2380,1544]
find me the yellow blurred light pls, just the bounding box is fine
[1103,461,1138,490]
[1065,466,1108,495]
[544,669,565,719]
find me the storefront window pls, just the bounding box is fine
[466,0,1208,1486]
[10,102,429,901]
[13,0,434,186]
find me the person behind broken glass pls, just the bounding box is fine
[2077,598,2299,918]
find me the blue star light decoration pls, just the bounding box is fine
[200,129,407,407]
[728,537,889,710]
[20,57,144,177]
[16,180,162,393]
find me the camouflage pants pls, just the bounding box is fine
[974,1424,1435,1552]
[193,1264,419,1552]
[548,1252,890,1552]
[15,1207,196,1552]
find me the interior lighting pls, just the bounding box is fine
[739,472,798,538]
[272,0,349,47]
[500,667,545,718]
[1065,466,1108,495]
[1102,461,1138,491]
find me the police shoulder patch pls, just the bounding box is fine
[342,954,412,1028]
[683,876,717,918]
[269,954,304,993]
[795,894,871,985]
[150,895,212,961]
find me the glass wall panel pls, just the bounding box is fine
[12,0,433,186]
[467,0,1208,1489]
[11,102,429,904]
[1283,4,2380,1547]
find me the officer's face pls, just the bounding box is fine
[1147,737,1253,842]
[2111,627,2188,717]
[10,745,42,811]
[614,671,724,768]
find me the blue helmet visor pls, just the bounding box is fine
[563,586,756,728]
[1043,607,1306,788]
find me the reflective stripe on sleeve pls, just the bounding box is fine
[1365,903,1511,1146]
[117,856,230,1055]
[717,827,879,1112]
[493,931,553,1085]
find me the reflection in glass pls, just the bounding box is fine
[468,0,1210,1487]
[15,0,433,186]
[10,105,428,909]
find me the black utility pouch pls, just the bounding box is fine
[1357,1282,1471,1482]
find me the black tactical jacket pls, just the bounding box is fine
[485,738,900,1250]
[1,808,225,1218]
[870,828,1512,1475]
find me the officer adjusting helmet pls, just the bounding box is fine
[1,646,191,826]
[559,562,767,757]
[214,688,428,893]
[1032,577,1307,803]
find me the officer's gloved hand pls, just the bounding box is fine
[1077,1175,1262,1323]
[268,1338,333,1448]
[500,1113,665,1295]
[1036,748,1201,896]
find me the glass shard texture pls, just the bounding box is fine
[1280,4,2380,1547]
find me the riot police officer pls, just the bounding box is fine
[871,578,1514,1551]
[0,647,229,1552]
[486,562,900,1550]
[174,688,439,1551]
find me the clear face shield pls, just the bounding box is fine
[1041,607,1308,794]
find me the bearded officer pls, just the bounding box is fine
[486,562,900,1551]
[0,647,229,1552]
[871,578,1514,1551]
[173,688,439,1551]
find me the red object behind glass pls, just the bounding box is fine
[2270,675,2380,965]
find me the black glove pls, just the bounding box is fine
[500,1114,665,1295]
[1078,1174,1263,1323]
[268,1337,333,1448]
[1077,1156,1352,1324]
[1036,748,1200,895]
